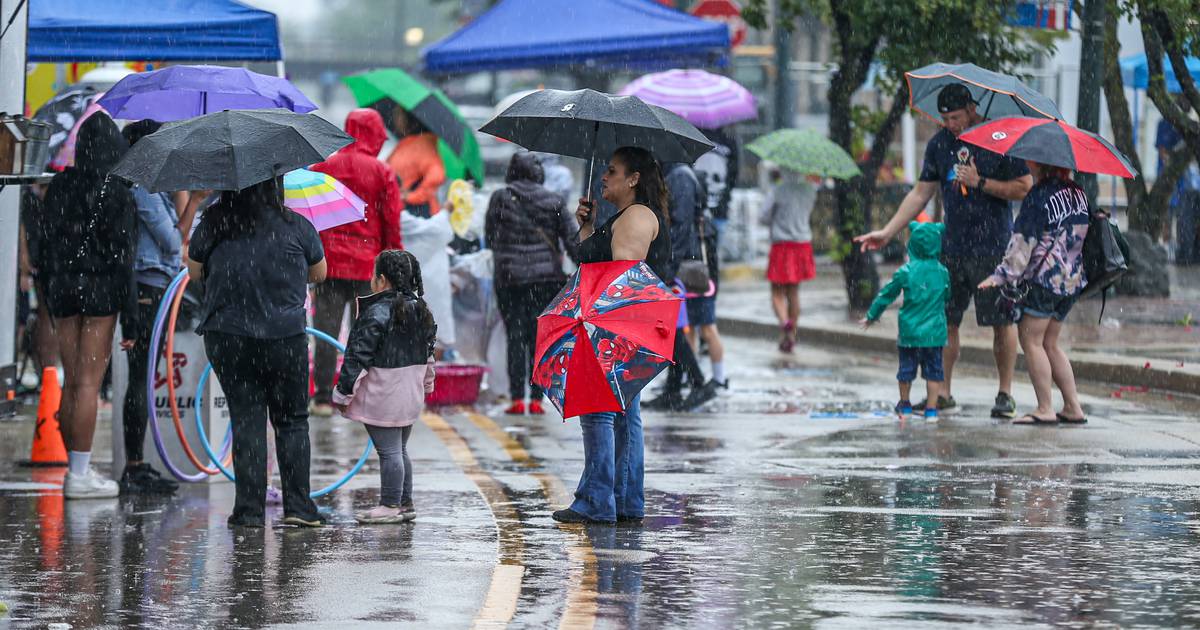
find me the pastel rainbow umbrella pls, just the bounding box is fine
[283,169,366,232]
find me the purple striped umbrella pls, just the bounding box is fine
[619,69,757,129]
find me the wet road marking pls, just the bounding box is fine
[462,411,599,630]
[421,411,525,630]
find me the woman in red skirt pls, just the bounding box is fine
[763,170,818,352]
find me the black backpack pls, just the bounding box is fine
[1079,212,1130,319]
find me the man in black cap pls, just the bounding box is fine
[855,82,1032,418]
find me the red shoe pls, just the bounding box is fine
[528,400,546,415]
[504,400,526,415]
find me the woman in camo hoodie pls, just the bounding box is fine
[978,160,1090,426]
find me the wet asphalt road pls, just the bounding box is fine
[4,336,1200,628]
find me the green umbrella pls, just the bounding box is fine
[343,68,484,184]
[746,128,861,180]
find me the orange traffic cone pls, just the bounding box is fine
[23,367,67,467]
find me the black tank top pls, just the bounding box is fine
[577,204,673,282]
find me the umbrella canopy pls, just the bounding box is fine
[534,260,682,418]
[33,85,102,167]
[343,68,484,183]
[746,129,861,180]
[1120,53,1200,92]
[619,69,757,129]
[283,168,366,231]
[958,117,1137,179]
[112,108,352,193]
[480,88,715,165]
[96,65,317,122]
[906,62,1063,122]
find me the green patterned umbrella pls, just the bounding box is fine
[746,128,860,180]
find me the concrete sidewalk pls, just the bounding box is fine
[717,257,1200,396]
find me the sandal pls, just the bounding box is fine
[1013,413,1059,425]
[1056,413,1088,424]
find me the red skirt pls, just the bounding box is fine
[767,241,816,284]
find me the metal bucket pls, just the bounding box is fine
[20,119,51,175]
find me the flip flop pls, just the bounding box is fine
[1013,413,1059,425]
[1056,413,1088,424]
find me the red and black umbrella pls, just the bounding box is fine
[958,117,1137,178]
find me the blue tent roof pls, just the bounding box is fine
[1120,52,1200,92]
[28,0,281,62]
[423,0,729,74]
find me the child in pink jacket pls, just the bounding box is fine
[333,250,436,524]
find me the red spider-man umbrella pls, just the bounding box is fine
[533,260,682,418]
[958,117,1137,178]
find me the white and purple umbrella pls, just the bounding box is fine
[619,69,757,130]
[283,169,366,232]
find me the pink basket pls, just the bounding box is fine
[425,363,487,406]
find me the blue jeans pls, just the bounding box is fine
[570,395,643,522]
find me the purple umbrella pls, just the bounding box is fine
[619,69,757,130]
[97,65,317,122]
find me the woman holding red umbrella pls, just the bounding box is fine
[967,116,1137,426]
[552,146,673,525]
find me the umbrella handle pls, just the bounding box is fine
[584,119,599,207]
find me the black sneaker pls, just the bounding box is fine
[915,395,957,412]
[643,390,685,411]
[616,514,644,524]
[709,378,730,390]
[120,463,180,495]
[681,381,719,410]
[552,508,614,525]
[990,392,1016,418]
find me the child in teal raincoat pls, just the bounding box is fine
[861,222,950,420]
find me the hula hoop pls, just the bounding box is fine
[192,327,374,498]
[164,274,233,475]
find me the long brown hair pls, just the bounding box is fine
[612,146,670,225]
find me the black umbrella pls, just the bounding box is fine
[33,85,101,168]
[479,88,715,196]
[112,108,352,192]
[905,62,1063,121]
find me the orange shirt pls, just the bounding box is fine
[386,132,445,214]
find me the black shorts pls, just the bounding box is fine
[44,273,128,319]
[942,255,1014,328]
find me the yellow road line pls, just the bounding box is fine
[421,411,524,630]
[463,411,599,630]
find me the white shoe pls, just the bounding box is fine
[63,467,120,499]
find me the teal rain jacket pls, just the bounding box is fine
[866,222,951,348]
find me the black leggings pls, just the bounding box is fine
[663,332,706,395]
[122,283,166,463]
[496,281,563,400]
[204,331,320,524]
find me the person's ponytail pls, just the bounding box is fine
[374,249,437,355]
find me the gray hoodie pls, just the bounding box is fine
[762,173,816,243]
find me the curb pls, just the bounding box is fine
[718,315,1200,397]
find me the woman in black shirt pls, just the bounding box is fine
[186,177,328,528]
[552,146,671,525]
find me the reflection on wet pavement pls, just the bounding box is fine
[3,336,1200,627]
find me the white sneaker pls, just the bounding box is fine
[63,467,120,499]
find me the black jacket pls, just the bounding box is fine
[485,152,579,288]
[35,113,136,280]
[336,290,437,398]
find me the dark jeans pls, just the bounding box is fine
[122,283,166,463]
[312,278,371,404]
[204,331,320,525]
[663,332,706,396]
[496,281,562,400]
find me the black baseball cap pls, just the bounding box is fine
[937,83,975,113]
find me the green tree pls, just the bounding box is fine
[744,0,1054,309]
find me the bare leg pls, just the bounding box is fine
[1017,316,1055,418]
[36,301,60,372]
[1043,319,1084,418]
[700,324,724,364]
[898,381,912,402]
[61,316,117,452]
[770,284,789,326]
[942,325,960,399]
[993,324,1017,395]
[786,284,800,324]
[925,380,941,412]
[54,316,83,449]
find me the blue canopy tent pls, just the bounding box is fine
[1120,52,1200,93]
[423,0,729,74]
[28,0,281,62]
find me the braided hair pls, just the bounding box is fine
[375,249,437,356]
